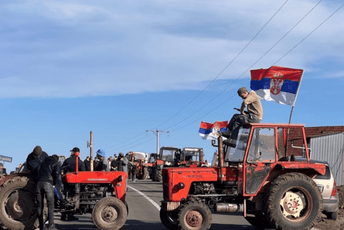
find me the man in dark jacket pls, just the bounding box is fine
[60,147,85,221]
[26,146,48,180]
[94,149,109,171]
[61,147,85,173]
[84,156,90,171]
[36,154,59,230]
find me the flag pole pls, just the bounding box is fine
[288,71,304,124]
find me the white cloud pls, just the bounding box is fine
[0,0,343,98]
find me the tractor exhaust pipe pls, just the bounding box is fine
[216,203,244,213]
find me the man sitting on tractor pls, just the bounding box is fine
[220,87,263,147]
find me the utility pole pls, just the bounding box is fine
[87,131,94,171]
[146,129,169,155]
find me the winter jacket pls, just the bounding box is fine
[62,155,85,173]
[26,151,48,180]
[37,156,60,185]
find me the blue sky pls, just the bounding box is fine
[1,0,344,172]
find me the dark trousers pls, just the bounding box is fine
[37,182,55,230]
[227,113,260,140]
[132,166,136,181]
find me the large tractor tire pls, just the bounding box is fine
[92,197,127,230]
[178,201,212,230]
[142,167,149,180]
[160,208,179,230]
[154,168,162,182]
[137,167,149,180]
[0,176,38,230]
[264,172,323,230]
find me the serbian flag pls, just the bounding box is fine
[199,121,228,140]
[250,66,303,106]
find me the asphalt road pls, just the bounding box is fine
[53,180,258,230]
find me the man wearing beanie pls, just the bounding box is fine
[221,87,263,147]
[95,149,109,171]
[26,146,48,181]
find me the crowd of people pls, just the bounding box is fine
[25,145,134,230]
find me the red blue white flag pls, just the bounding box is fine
[199,121,228,140]
[250,66,303,106]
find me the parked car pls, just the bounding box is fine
[313,162,339,220]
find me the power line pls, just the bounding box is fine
[155,0,289,129]
[160,0,325,132]
[168,2,344,134]
[274,2,344,64]
[103,1,290,152]
[106,0,342,151]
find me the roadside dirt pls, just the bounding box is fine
[313,185,344,230]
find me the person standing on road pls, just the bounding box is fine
[131,162,137,182]
[36,154,60,230]
[84,156,90,171]
[114,152,128,173]
[95,149,109,171]
[26,146,48,181]
[220,87,263,147]
[113,152,129,186]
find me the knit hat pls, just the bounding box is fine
[32,146,42,158]
[119,152,124,157]
[237,87,248,96]
[96,149,106,157]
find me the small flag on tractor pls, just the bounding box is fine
[250,66,303,106]
[199,121,228,140]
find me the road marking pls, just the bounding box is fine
[128,185,161,210]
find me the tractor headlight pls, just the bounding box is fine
[178,182,185,189]
[118,175,123,182]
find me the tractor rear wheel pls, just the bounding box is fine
[178,201,212,230]
[265,172,322,230]
[154,168,162,182]
[160,208,179,229]
[92,197,127,230]
[142,167,149,180]
[0,176,38,230]
[137,167,149,180]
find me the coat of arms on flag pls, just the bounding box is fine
[250,66,303,106]
[199,121,228,140]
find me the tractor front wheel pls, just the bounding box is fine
[160,208,179,229]
[178,201,212,230]
[92,197,127,230]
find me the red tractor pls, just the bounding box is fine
[0,152,128,230]
[160,123,335,230]
[127,151,149,180]
[176,147,205,167]
[152,146,180,182]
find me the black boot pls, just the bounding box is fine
[219,130,232,138]
[223,138,237,148]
